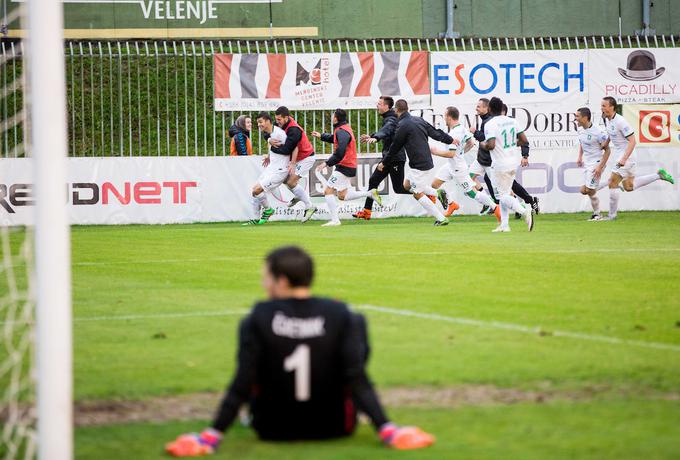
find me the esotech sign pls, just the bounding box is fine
[431,50,588,106]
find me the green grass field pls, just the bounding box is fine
[6,212,680,459]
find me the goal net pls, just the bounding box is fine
[1,0,72,458]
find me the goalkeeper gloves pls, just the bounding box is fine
[165,428,222,457]
[379,423,435,450]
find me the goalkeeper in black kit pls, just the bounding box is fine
[166,246,434,456]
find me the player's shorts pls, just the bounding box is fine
[611,160,637,179]
[405,168,432,194]
[436,164,476,195]
[294,156,316,178]
[258,167,289,192]
[583,165,602,190]
[327,170,352,191]
[492,168,516,196]
[469,160,492,178]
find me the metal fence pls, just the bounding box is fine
[0,34,678,158]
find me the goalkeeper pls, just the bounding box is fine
[166,246,434,456]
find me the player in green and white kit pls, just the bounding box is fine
[575,107,611,221]
[429,106,499,218]
[480,97,533,233]
[601,97,674,220]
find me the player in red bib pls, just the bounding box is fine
[270,106,318,223]
[312,109,382,227]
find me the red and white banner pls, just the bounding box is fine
[623,104,680,148]
[214,51,430,110]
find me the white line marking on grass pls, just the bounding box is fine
[0,310,248,325]
[5,304,677,353]
[70,248,680,267]
[355,304,680,353]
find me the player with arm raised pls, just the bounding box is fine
[165,246,435,456]
[429,106,500,221]
[353,95,411,220]
[380,99,454,226]
[479,97,533,233]
[575,107,610,221]
[312,109,382,227]
[601,97,674,221]
[243,112,297,226]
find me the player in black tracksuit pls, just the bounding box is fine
[353,96,410,220]
[165,246,434,456]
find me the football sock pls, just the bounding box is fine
[597,181,609,191]
[417,195,446,221]
[422,185,438,196]
[590,195,600,214]
[250,195,261,217]
[290,184,312,208]
[609,187,619,219]
[511,180,533,204]
[343,189,371,201]
[633,173,660,190]
[325,194,339,222]
[255,192,269,210]
[500,194,526,215]
[475,190,496,208]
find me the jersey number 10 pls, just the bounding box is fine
[284,344,311,401]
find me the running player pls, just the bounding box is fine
[501,104,540,219]
[165,246,434,456]
[270,106,318,222]
[243,112,296,226]
[354,96,411,220]
[380,99,454,226]
[601,97,674,220]
[429,106,500,221]
[575,107,611,221]
[479,97,533,233]
[312,109,382,227]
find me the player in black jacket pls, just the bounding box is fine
[353,96,410,220]
[166,246,435,456]
[380,99,454,226]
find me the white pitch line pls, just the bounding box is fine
[69,247,680,267]
[3,304,678,353]
[355,304,680,353]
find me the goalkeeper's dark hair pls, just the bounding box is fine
[266,246,314,287]
[275,106,291,117]
[256,111,272,122]
[577,107,591,121]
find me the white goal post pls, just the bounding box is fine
[27,0,73,457]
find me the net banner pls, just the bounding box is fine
[214,51,430,111]
[1,149,678,226]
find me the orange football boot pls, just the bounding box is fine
[444,201,460,217]
[352,209,372,220]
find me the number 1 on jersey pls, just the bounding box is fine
[284,344,311,401]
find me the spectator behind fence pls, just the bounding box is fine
[229,115,253,156]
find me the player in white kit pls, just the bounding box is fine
[602,97,674,220]
[479,97,533,233]
[575,107,611,221]
[244,112,296,226]
[429,106,500,221]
